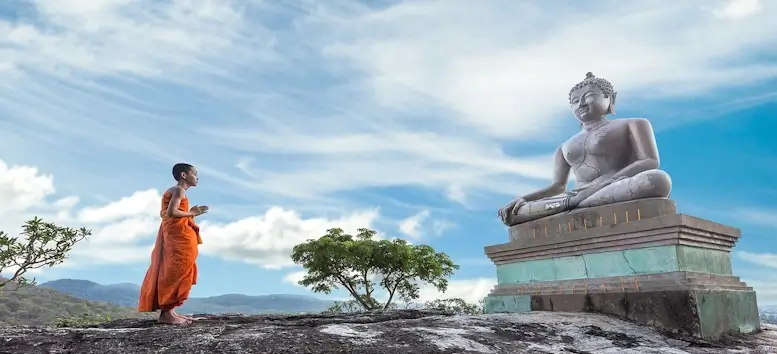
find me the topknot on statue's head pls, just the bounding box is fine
[568,72,616,103]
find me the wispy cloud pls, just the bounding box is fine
[2,0,776,211]
[736,208,777,228]
[399,210,429,239]
[711,0,763,19]
[738,251,777,269]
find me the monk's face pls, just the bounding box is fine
[570,84,611,123]
[183,167,199,187]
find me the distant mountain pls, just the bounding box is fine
[41,279,336,314]
[40,279,140,308]
[178,293,336,314]
[0,282,143,326]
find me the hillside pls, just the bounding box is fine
[40,279,140,308]
[0,284,145,326]
[41,279,336,314]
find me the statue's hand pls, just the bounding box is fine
[510,198,527,216]
[497,198,526,222]
[568,176,626,208]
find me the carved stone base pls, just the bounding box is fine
[484,200,761,341]
[488,271,752,296]
[484,290,760,341]
[508,198,677,243]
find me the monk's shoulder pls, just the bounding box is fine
[166,186,186,198]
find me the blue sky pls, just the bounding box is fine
[0,0,775,305]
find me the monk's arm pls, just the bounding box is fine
[520,146,570,202]
[611,118,660,180]
[166,187,196,218]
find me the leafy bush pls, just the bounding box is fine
[424,298,484,315]
[322,297,483,315]
[54,312,112,328]
[292,228,458,311]
[0,217,90,292]
[322,299,365,314]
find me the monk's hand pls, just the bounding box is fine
[190,205,209,216]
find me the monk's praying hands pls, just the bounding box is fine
[190,205,209,216]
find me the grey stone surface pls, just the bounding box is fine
[1,310,776,353]
[509,197,677,242]
[528,289,761,341]
[498,73,673,227]
[486,213,741,264]
[488,272,752,296]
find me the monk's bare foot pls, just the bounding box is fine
[171,309,194,321]
[158,311,191,325]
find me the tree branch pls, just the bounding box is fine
[334,273,372,310]
[383,275,408,310]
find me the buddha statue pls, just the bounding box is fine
[497,72,672,227]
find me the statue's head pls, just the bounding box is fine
[568,72,617,123]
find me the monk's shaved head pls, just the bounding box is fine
[172,163,194,181]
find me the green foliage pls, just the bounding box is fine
[323,297,483,316]
[0,285,149,326]
[291,228,459,311]
[54,312,112,328]
[0,217,91,291]
[322,299,365,314]
[424,298,484,315]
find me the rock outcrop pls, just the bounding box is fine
[1,310,775,353]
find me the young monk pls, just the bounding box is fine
[138,163,209,325]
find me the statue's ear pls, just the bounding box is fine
[607,92,617,115]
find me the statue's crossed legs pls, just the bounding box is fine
[504,169,672,226]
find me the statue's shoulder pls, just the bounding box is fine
[611,117,654,128]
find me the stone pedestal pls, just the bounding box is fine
[483,198,761,341]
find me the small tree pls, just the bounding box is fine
[291,227,459,311]
[0,217,91,291]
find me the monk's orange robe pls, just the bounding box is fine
[138,191,203,312]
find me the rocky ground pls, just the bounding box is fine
[0,310,775,354]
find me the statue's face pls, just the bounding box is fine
[570,84,611,122]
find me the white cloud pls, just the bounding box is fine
[315,0,777,141]
[738,251,777,269]
[4,1,775,208]
[736,208,777,228]
[283,270,308,287]
[0,164,163,267]
[77,189,160,223]
[712,0,763,19]
[0,158,381,271]
[736,252,777,305]
[431,219,455,237]
[398,210,456,239]
[744,278,777,305]
[417,278,495,304]
[0,160,55,214]
[199,207,379,269]
[0,160,65,250]
[399,210,430,239]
